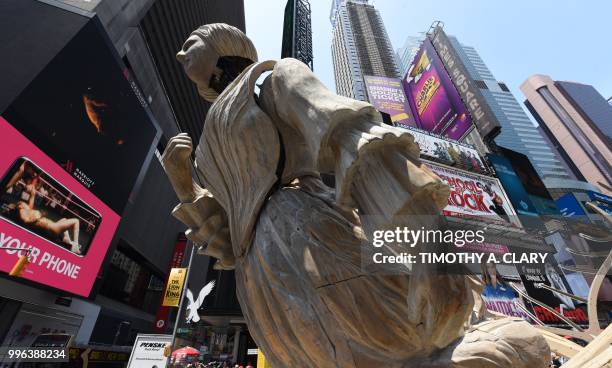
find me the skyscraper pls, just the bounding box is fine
[396,34,425,76]
[330,0,399,101]
[441,38,581,182]
[281,0,313,70]
[521,75,612,195]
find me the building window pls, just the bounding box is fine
[474,80,488,89]
[498,83,510,92]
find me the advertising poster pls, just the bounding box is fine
[488,154,543,230]
[428,26,501,140]
[0,17,159,296]
[401,126,489,174]
[127,334,172,368]
[517,262,588,327]
[499,147,559,216]
[154,236,188,332]
[425,162,522,228]
[363,75,416,128]
[480,262,532,321]
[0,117,120,296]
[162,268,187,307]
[556,193,588,221]
[402,39,473,140]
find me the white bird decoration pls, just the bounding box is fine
[185,280,215,323]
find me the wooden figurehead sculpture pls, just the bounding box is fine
[161,23,550,367]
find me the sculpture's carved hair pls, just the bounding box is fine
[190,23,258,102]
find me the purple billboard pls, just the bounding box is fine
[403,39,473,140]
[364,75,416,128]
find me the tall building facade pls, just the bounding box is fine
[441,37,600,194]
[330,0,399,101]
[281,0,313,69]
[395,34,425,76]
[521,75,612,195]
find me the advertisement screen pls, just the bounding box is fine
[363,75,416,128]
[402,39,473,140]
[425,162,522,228]
[428,26,501,140]
[556,193,588,220]
[0,117,120,296]
[488,154,542,230]
[0,16,159,296]
[2,17,159,215]
[480,262,532,321]
[402,126,489,174]
[499,147,559,216]
[517,261,588,327]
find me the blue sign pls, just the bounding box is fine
[556,193,588,220]
[488,154,541,229]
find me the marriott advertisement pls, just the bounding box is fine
[0,17,159,297]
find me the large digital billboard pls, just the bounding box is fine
[401,126,490,174]
[402,39,473,140]
[364,75,416,128]
[428,26,501,140]
[498,147,559,216]
[425,162,522,228]
[0,15,159,296]
[517,261,588,328]
[488,154,543,230]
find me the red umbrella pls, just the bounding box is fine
[171,346,200,361]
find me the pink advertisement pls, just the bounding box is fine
[0,116,120,296]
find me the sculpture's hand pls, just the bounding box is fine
[162,133,235,269]
[161,133,199,203]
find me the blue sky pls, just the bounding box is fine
[245,0,612,108]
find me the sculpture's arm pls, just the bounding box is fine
[259,58,449,234]
[161,134,234,269]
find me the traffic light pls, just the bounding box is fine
[9,255,30,277]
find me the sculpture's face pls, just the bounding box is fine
[176,35,219,91]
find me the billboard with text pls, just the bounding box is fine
[403,39,473,140]
[428,26,501,140]
[402,126,489,174]
[425,162,522,228]
[0,16,159,296]
[364,75,416,128]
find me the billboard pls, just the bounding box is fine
[556,193,588,221]
[0,16,159,296]
[499,147,559,216]
[428,26,501,140]
[517,261,588,327]
[402,126,489,174]
[402,39,473,140]
[425,162,522,228]
[481,262,532,321]
[364,75,416,128]
[0,117,120,296]
[488,154,543,230]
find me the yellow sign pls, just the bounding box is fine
[257,351,271,368]
[162,268,187,306]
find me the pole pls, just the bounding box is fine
[168,240,195,366]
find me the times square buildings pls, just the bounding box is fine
[0,0,611,366]
[331,1,611,331]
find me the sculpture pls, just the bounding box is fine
[161,23,550,367]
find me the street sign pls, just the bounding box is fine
[127,334,172,368]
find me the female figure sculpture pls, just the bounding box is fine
[161,23,549,367]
